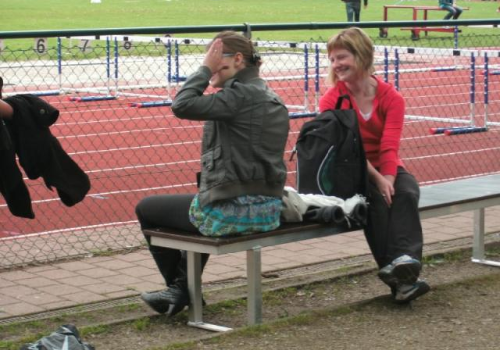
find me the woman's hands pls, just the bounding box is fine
[367,161,395,206]
[376,175,395,206]
[202,39,227,75]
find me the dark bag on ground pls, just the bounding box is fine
[20,324,95,350]
[293,95,368,199]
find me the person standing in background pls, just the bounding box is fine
[342,0,368,22]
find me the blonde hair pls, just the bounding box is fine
[326,27,375,85]
[208,31,262,68]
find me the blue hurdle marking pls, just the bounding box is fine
[429,127,449,135]
[289,112,317,119]
[68,96,117,102]
[444,126,488,135]
[431,66,457,72]
[135,100,173,108]
[171,74,187,82]
[32,91,61,97]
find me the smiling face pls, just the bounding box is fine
[328,48,360,84]
[325,27,375,86]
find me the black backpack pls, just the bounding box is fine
[292,95,368,199]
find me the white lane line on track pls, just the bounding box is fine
[419,171,500,186]
[17,160,199,182]
[67,140,201,156]
[84,159,199,174]
[0,183,197,208]
[56,114,173,126]
[402,134,445,141]
[404,146,500,161]
[0,220,139,241]
[54,108,176,124]
[59,125,202,139]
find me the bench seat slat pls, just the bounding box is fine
[147,222,359,255]
[420,174,500,209]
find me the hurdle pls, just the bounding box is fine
[485,54,490,128]
[171,41,187,83]
[444,126,488,135]
[289,112,317,119]
[395,49,400,91]
[426,52,494,136]
[303,45,310,113]
[127,39,174,108]
[431,66,458,72]
[391,47,480,131]
[131,100,173,108]
[443,53,490,135]
[483,53,500,128]
[314,44,320,111]
[24,38,63,97]
[66,37,117,102]
[384,47,389,83]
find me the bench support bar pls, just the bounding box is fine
[247,247,262,325]
[187,251,232,332]
[472,208,500,267]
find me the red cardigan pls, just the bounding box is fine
[319,76,405,176]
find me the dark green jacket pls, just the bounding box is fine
[172,66,289,207]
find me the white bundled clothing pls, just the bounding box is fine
[281,186,368,225]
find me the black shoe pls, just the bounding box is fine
[378,255,421,287]
[0,77,3,99]
[141,284,189,317]
[393,280,430,304]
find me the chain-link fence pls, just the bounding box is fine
[1,21,499,268]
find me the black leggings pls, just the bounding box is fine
[136,194,197,233]
[136,194,207,286]
[363,167,423,269]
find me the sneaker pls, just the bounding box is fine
[394,280,430,304]
[378,254,421,286]
[141,284,189,317]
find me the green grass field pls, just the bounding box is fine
[1,0,499,42]
[0,0,499,55]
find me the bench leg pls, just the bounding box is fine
[186,251,232,332]
[472,208,500,267]
[247,247,262,325]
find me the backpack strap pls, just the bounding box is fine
[335,94,353,110]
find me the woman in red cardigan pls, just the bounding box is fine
[319,27,429,304]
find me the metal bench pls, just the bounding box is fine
[143,174,500,331]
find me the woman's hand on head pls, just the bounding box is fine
[203,39,225,74]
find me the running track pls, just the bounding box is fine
[1,68,499,238]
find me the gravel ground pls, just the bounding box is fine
[5,251,500,350]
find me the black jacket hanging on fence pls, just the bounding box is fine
[0,119,34,218]
[0,95,91,218]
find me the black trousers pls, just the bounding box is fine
[363,167,423,269]
[135,194,208,287]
